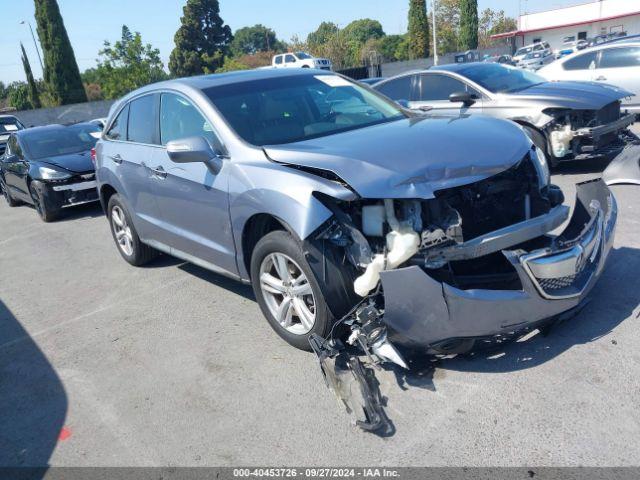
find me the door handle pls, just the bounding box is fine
[595,76,607,81]
[109,154,123,164]
[152,166,167,178]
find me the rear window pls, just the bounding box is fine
[0,117,24,133]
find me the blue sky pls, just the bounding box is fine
[2,0,582,84]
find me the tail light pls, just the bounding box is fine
[90,147,96,165]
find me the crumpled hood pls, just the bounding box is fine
[509,81,633,110]
[39,151,94,174]
[264,115,532,199]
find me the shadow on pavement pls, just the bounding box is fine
[178,263,255,301]
[0,299,67,469]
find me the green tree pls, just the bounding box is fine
[90,25,168,99]
[20,43,41,109]
[377,34,407,61]
[408,0,430,59]
[459,0,478,50]
[342,19,385,45]
[34,0,87,105]
[307,22,339,49]
[7,82,32,111]
[430,0,461,54]
[169,0,232,77]
[230,25,284,56]
[479,8,517,48]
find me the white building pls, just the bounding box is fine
[492,0,640,52]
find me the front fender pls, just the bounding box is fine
[228,161,357,279]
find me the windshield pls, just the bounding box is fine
[295,52,312,59]
[205,74,405,146]
[458,63,546,94]
[515,47,533,56]
[0,117,24,133]
[22,124,101,159]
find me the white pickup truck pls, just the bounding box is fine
[272,52,332,70]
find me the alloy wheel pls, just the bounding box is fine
[259,252,316,335]
[111,205,134,256]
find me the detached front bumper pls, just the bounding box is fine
[566,114,636,162]
[44,177,99,208]
[380,179,617,349]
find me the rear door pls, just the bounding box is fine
[101,95,164,241]
[594,46,640,110]
[410,73,483,115]
[2,135,30,201]
[146,91,237,276]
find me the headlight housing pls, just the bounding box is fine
[37,166,72,180]
[531,146,550,189]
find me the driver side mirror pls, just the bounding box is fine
[166,136,226,175]
[449,91,478,106]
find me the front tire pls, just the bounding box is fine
[251,231,334,351]
[30,180,60,222]
[107,194,158,266]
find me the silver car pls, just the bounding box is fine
[96,69,616,372]
[374,63,635,165]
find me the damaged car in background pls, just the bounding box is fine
[95,69,618,433]
[373,62,636,166]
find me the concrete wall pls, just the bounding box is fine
[13,100,117,127]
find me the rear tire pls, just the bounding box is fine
[1,178,20,207]
[250,230,334,351]
[30,180,60,222]
[107,194,158,266]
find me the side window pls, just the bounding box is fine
[285,54,296,63]
[105,104,129,141]
[563,51,597,71]
[160,93,221,149]
[274,55,283,65]
[419,74,468,101]
[376,75,414,101]
[599,47,640,69]
[127,95,156,144]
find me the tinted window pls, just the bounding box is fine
[205,74,404,146]
[376,75,414,101]
[160,93,220,148]
[419,74,468,100]
[457,64,545,93]
[599,47,640,68]
[285,54,296,63]
[21,124,101,159]
[0,117,23,133]
[563,51,597,70]
[275,55,283,65]
[127,95,156,144]
[105,104,129,141]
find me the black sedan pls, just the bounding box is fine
[0,123,101,222]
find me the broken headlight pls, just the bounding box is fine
[531,146,550,189]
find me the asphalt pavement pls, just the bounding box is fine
[0,129,639,467]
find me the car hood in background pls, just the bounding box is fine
[507,81,633,110]
[264,115,532,199]
[39,151,94,174]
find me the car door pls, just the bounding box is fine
[284,54,297,68]
[146,91,237,276]
[2,135,31,202]
[101,95,164,241]
[410,73,483,115]
[594,46,640,109]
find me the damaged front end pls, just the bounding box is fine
[542,102,635,163]
[306,150,617,432]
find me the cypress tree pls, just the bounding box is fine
[20,43,41,109]
[169,0,233,77]
[408,0,429,59]
[34,0,87,105]
[460,0,479,50]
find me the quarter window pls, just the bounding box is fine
[376,75,414,101]
[127,95,156,144]
[599,47,640,69]
[160,93,220,148]
[105,104,129,141]
[562,51,598,71]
